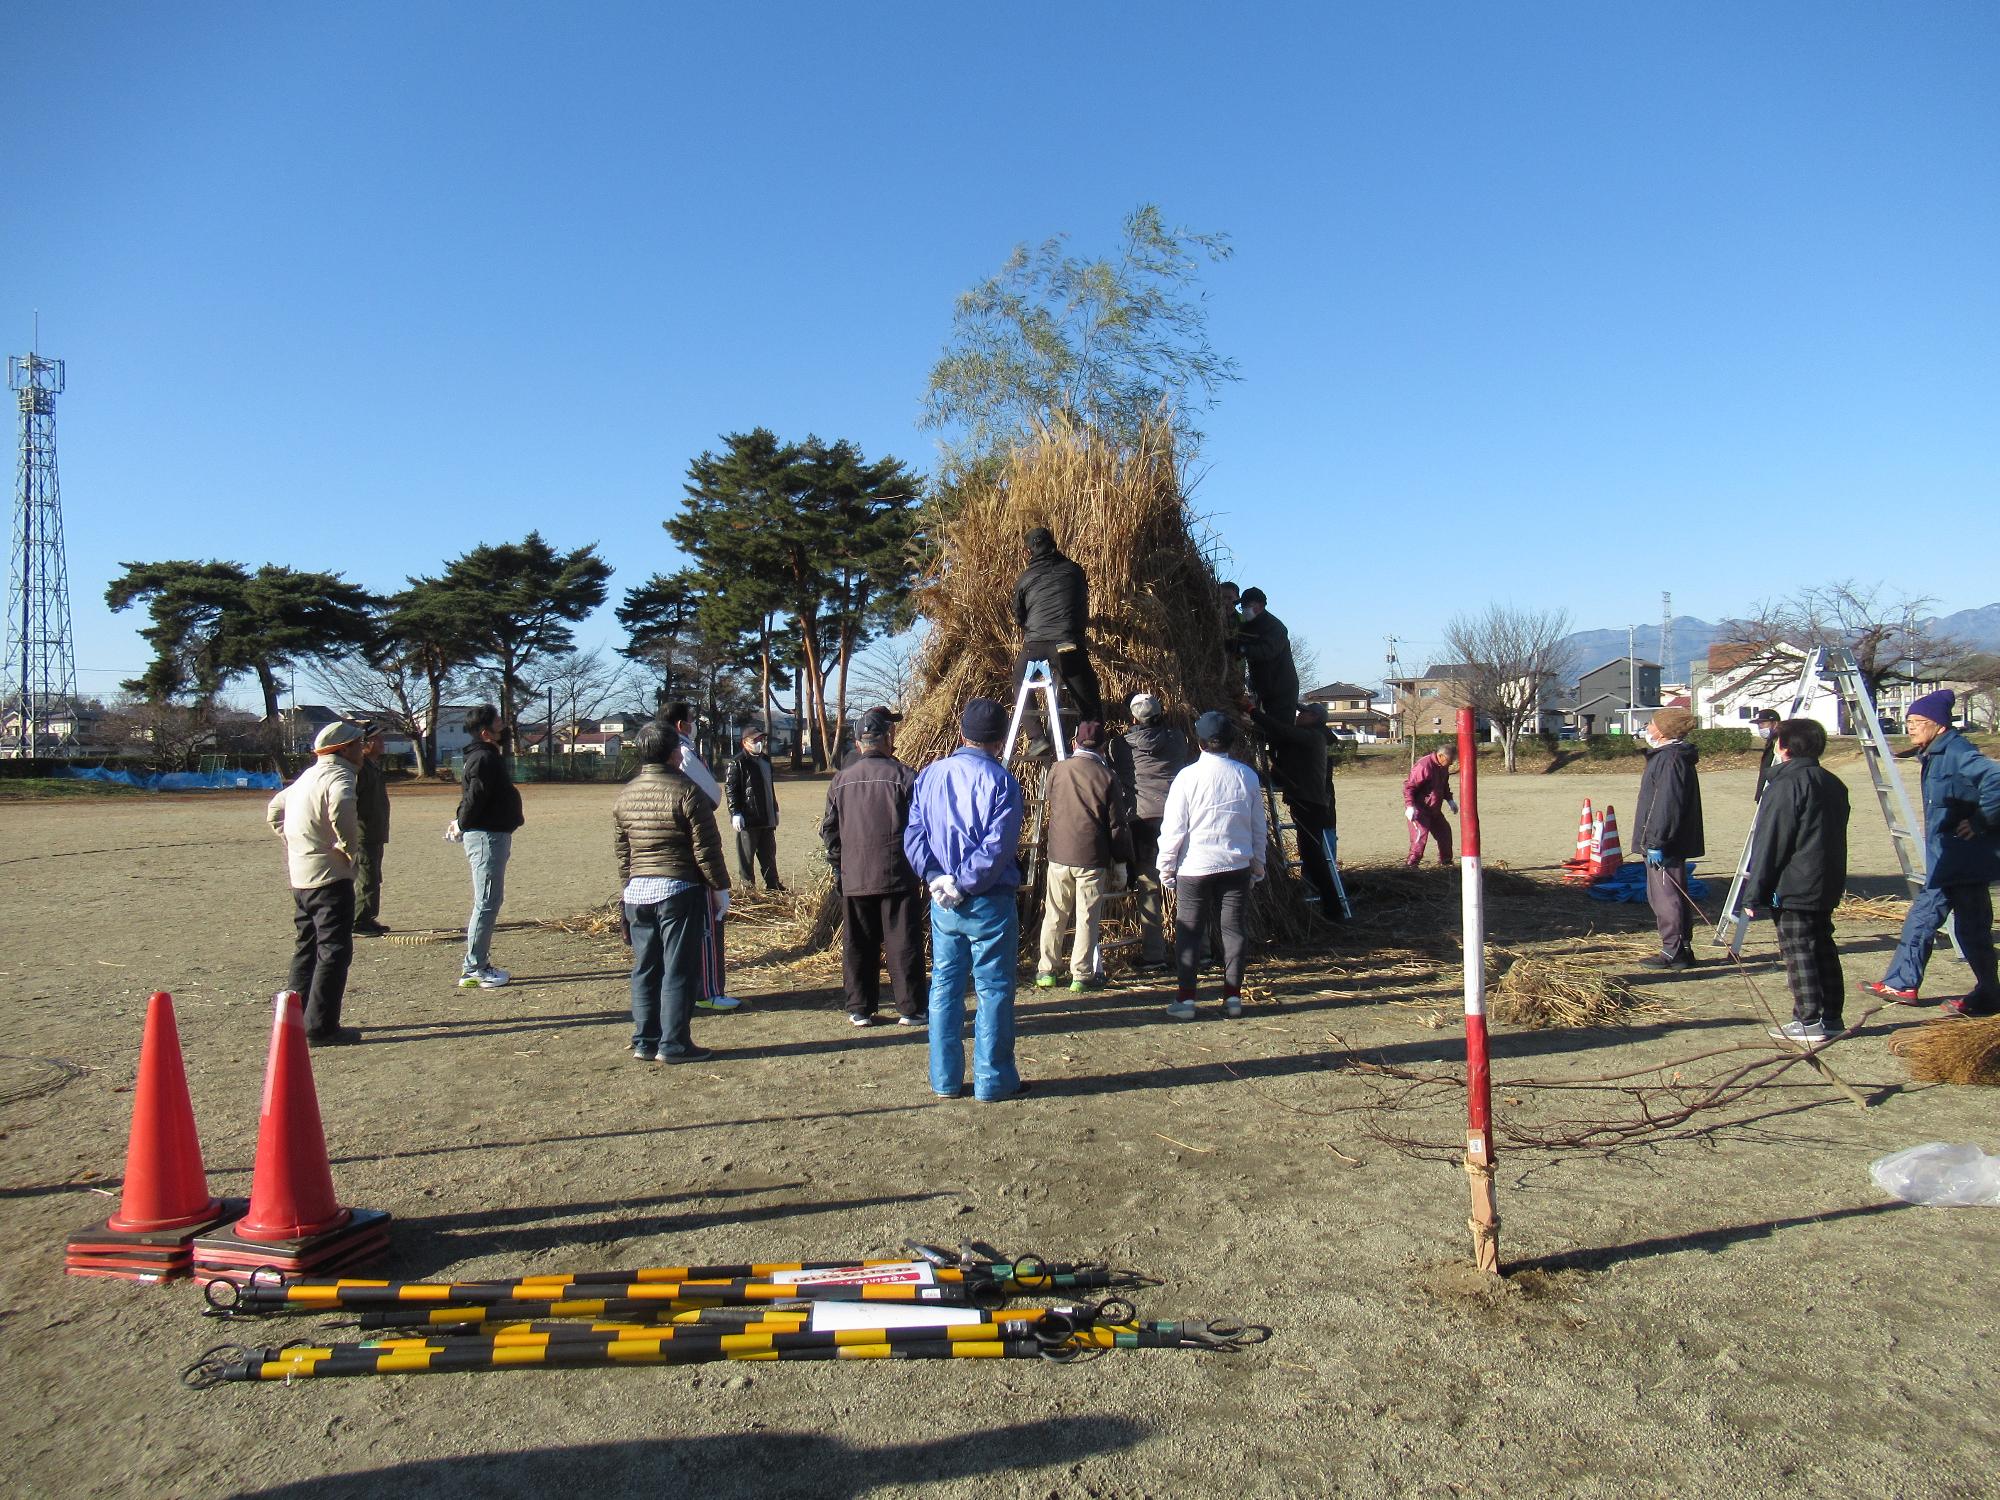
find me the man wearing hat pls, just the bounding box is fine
[821,708,926,1027]
[1110,692,1192,966]
[1751,707,1784,800]
[265,720,366,1044]
[1011,527,1103,756]
[1158,710,1268,1020]
[1037,720,1132,993]
[1635,706,1706,969]
[904,697,1028,1100]
[1863,690,2000,1015]
[1233,587,1299,720]
[351,724,392,935]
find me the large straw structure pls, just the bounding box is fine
[1888,1015,2000,1086]
[799,418,1317,947]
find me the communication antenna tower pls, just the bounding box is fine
[1659,591,1673,682]
[5,344,80,756]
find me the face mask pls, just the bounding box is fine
[1752,726,1771,741]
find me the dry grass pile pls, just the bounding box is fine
[1889,1015,2000,1086]
[1491,957,1653,1030]
[1835,893,1908,923]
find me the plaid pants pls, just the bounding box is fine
[1776,908,1843,1029]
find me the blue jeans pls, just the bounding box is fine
[1885,882,2000,1007]
[461,830,512,975]
[628,888,704,1055]
[927,888,1021,1100]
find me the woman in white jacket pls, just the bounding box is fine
[1156,710,1267,1020]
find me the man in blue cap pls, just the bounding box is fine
[904,697,1029,1100]
[1862,690,2000,1016]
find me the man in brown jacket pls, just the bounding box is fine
[614,722,732,1064]
[1037,721,1133,992]
[820,709,926,1027]
[266,720,365,1045]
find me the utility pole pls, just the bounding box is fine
[1627,625,1637,736]
[1659,591,1673,688]
[5,345,79,757]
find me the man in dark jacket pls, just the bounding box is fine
[450,705,525,989]
[1751,707,1782,800]
[1249,697,1341,916]
[1233,587,1299,720]
[352,725,392,935]
[1634,706,1705,969]
[724,727,783,892]
[1036,721,1132,992]
[1109,692,1192,966]
[1864,690,2000,1016]
[1011,527,1103,755]
[1743,718,1851,1042]
[615,722,731,1063]
[820,710,925,1027]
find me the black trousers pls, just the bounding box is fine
[1012,640,1104,752]
[1776,908,1844,1029]
[290,880,355,1035]
[354,840,386,924]
[1175,867,1252,995]
[735,827,780,889]
[842,889,927,1018]
[1289,798,1339,913]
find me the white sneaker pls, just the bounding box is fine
[1165,999,1197,1021]
[458,966,511,989]
[1223,995,1243,1019]
[697,994,742,1012]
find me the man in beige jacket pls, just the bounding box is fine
[267,721,365,1044]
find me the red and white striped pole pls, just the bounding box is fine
[1457,707,1501,1274]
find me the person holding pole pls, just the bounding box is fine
[1634,706,1706,970]
[1742,717,1851,1043]
[1402,744,1457,867]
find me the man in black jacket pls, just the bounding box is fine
[1109,693,1192,966]
[1011,527,1103,755]
[820,709,925,1026]
[352,725,392,935]
[449,705,524,990]
[1234,588,1299,720]
[1743,718,1851,1043]
[1248,696,1341,916]
[1751,707,1782,800]
[1634,706,1705,969]
[724,727,783,892]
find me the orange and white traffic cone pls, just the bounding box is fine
[1592,806,1624,880]
[1561,798,1595,883]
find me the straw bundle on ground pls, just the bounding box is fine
[797,417,1317,947]
[1491,957,1651,1029]
[1889,1015,2000,1086]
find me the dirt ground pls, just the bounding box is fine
[2,755,1996,1499]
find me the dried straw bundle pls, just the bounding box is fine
[1889,1015,2000,1086]
[1491,957,1651,1030]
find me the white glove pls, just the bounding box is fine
[731,814,746,831]
[712,888,731,919]
[1404,806,1417,824]
[444,819,463,842]
[1251,865,1267,885]
[1448,799,1460,816]
[929,875,964,910]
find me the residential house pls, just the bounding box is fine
[1694,643,1844,734]
[1571,657,1662,736]
[1386,665,1486,738]
[1303,681,1392,741]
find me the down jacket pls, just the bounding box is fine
[613,765,730,889]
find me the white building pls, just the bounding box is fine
[1695,645,1844,734]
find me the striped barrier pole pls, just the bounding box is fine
[1457,707,1500,1275]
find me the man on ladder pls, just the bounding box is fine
[1010,528,1102,759]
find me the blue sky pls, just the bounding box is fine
[5,1,1994,703]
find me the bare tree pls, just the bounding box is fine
[530,648,645,760]
[1719,581,1966,705]
[1290,634,1323,696]
[308,654,474,775]
[846,632,925,714]
[1442,605,1577,773]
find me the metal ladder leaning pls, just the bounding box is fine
[1712,646,1951,956]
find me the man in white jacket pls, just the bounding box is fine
[1157,710,1267,1020]
[266,720,366,1044]
[662,702,739,1012]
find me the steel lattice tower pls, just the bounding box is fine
[5,350,80,756]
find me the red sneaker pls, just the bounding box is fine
[1940,997,1999,1019]
[1859,980,1921,1005]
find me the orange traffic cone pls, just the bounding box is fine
[65,992,239,1281]
[191,993,389,1284]
[1561,798,1596,883]
[1593,806,1624,880]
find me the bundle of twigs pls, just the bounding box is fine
[1889,1015,2000,1086]
[1491,957,1655,1030]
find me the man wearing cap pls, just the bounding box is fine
[725,726,784,893]
[1110,693,1192,967]
[1751,707,1783,800]
[660,701,740,1012]
[449,705,524,990]
[1402,743,1458,867]
[904,697,1028,1100]
[1037,721,1132,993]
[351,724,391,936]
[1011,527,1103,756]
[1247,696,1341,915]
[266,721,366,1044]
[1635,706,1706,969]
[1233,588,1299,720]
[821,709,926,1027]
[1863,690,2000,1015]
[1158,710,1268,1020]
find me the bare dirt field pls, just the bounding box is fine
[3,755,1996,1498]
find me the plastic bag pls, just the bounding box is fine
[1869,1143,2000,1207]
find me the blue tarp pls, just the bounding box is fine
[58,766,283,791]
[1587,861,1710,904]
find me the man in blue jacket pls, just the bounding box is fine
[1862,691,2000,1016]
[904,697,1027,1102]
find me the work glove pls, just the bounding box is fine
[711,888,731,920]
[1160,873,1176,894]
[928,875,964,910]
[1645,848,1666,867]
[1105,863,1128,894]
[1404,806,1417,823]
[1447,798,1459,816]
[1250,865,1267,885]
[444,819,462,842]
[827,860,841,888]
[731,814,746,832]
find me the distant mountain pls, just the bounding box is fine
[1561,604,2000,685]
[1931,604,2000,655]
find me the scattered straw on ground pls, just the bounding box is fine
[1888,1015,2000,1086]
[1490,957,1656,1030]
[1835,893,1909,923]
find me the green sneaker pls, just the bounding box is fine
[1069,976,1108,993]
[1034,974,1057,989]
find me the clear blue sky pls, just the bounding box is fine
[5,0,1994,702]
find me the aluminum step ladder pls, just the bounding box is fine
[1000,658,1068,766]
